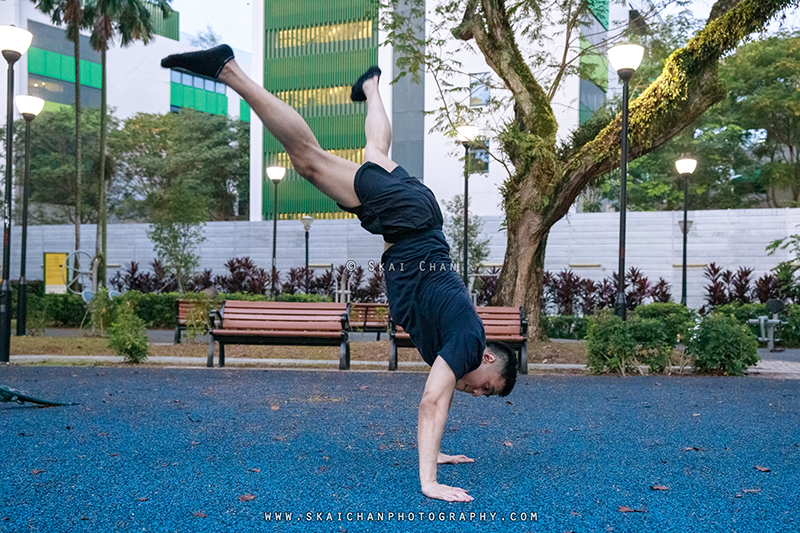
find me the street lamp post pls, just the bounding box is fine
[676,158,697,306]
[608,43,644,320]
[15,95,44,336]
[0,25,33,362]
[266,166,285,296]
[456,125,478,287]
[301,215,313,292]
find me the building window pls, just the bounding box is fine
[470,73,491,106]
[278,20,373,48]
[470,142,489,174]
[28,73,101,107]
[275,85,350,109]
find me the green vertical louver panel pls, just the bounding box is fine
[144,2,180,41]
[240,99,251,121]
[27,47,101,88]
[262,0,379,219]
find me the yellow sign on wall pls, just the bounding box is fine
[44,253,68,294]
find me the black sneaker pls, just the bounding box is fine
[161,44,235,80]
[350,66,382,102]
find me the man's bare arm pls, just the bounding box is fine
[418,356,474,502]
[437,391,475,465]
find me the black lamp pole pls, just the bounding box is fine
[1,48,21,362]
[271,180,278,295]
[681,173,690,306]
[461,141,469,286]
[615,69,634,320]
[16,111,34,336]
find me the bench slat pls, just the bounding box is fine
[221,320,342,331]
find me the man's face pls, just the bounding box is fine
[454,349,505,398]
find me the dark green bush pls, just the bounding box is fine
[586,311,637,374]
[633,302,696,344]
[540,315,589,340]
[587,311,677,375]
[685,314,759,376]
[108,304,149,363]
[41,293,87,327]
[711,302,768,339]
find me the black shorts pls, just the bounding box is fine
[337,162,444,243]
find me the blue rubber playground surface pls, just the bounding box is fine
[1,366,798,533]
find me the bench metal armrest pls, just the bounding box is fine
[519,306,529,338]
[341,303,351,333]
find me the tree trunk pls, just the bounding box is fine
[73,36,82,289]
[96,47,107,288]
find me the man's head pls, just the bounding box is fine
[454,341,518,398]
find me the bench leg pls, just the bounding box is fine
[207,336,215,368]
[518,341,528,375]
[389,339,397,371]
[376,331,381,342]
[339,338,350,370]
[219,343,226,367]
[174,326,181,345]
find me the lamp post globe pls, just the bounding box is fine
[608,43,644,320]
[0,25,33,361]
[676,157,697,306]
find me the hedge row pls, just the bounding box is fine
[20,291,332,330]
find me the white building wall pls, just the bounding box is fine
[10,208,800,311]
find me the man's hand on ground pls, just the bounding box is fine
[437,453,475,465]
[421,482,474,502]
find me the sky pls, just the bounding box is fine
[170,0,253,53]
[172,0,795,55]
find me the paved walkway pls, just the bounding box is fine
[9,354,800,378]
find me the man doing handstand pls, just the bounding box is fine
[161,45,518,503]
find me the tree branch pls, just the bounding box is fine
[453,0,558,141]
[551,0,799,224]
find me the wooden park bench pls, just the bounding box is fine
[350,303,390,340]
[207,301,351,369]
[389,306,528,374]
[174,299,195,344]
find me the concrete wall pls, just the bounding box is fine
[8,208,800,309]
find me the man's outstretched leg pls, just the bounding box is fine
[163,46,360,208]
[359,72,398,173]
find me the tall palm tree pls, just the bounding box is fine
[33,0,92,288]
[90,0,172,286]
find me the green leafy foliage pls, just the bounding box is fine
[442,194,490,274]
[633,302,696,345]
[108,304,149,363]
[87,287,115,335]
[586,311,637,375]
[540,315,588,340]
[685,314,759,376]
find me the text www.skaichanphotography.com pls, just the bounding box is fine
[264,510,539,523]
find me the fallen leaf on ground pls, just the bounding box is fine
[238,494,256,502]
[479,422,489,426]
[270,405,280,411]
[109,453,119,457]
[651,485,669,491]
[618,506,645,513]
[97,432,108,436]
[193,512,207,518]
[693,414,700,417]
[506,401,514,405]
[137,498,148,501]
[250,468,261,473]
[191,441,200,445]
[683,446,703,451]
[742,489,761,493]
[271,436,286,442]
[30,469,45,475]
[570,512,580,516]
[376,432,384,436]
[360,386,369,390]
[319,466,327,472]
[504,441,513,447]
[755,466,770,472]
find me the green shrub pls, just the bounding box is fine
[633,303,696,345]
[685,314,759,376]
[42,293,86,327]
[712,302,768,339]
[540,315,589,340]
[275,293,332,303]
[779,305,800,347]
[87,288,115,336]
[628,317,673,374]
[586,311,637,374]
[108,304,149,363]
